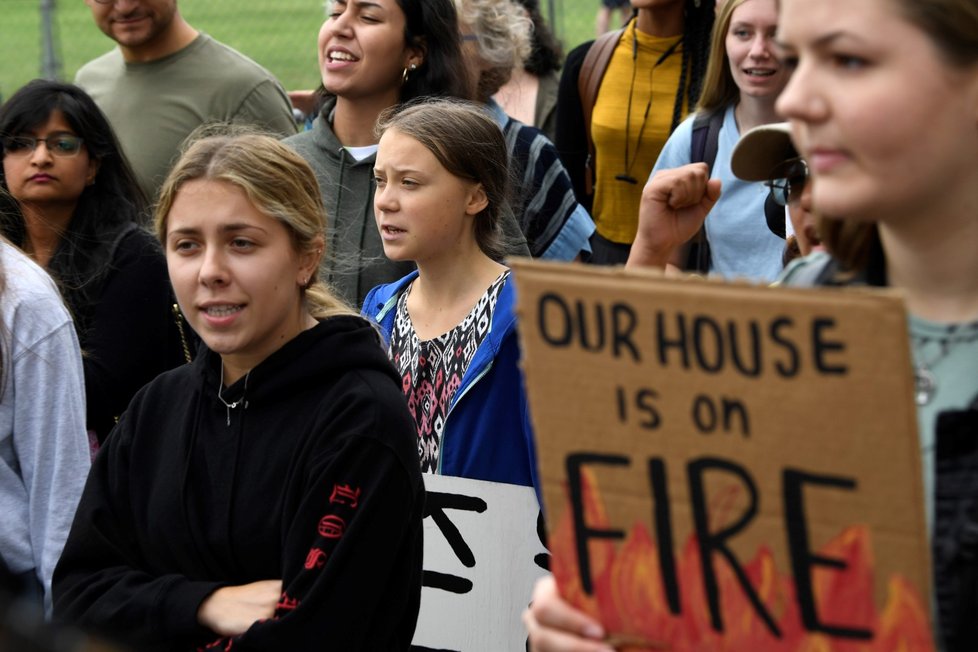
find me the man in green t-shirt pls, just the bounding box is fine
[76,0,297,202]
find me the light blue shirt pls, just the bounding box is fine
[650,106,786,282]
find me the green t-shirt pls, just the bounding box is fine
[75,34,296,201]
[780,251,978,532]
[909,315,978,531]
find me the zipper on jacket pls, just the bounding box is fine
[375,292,401,325]
[436,360,494,476]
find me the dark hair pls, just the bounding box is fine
[670,0,715,131]
[315,0,470,109]
[376,98,509,260]
[399,0,471,101]
[894,0,978,68]
[0,80,147,335]
[817,217,886,285]
[0,248,6,399]
[514,0,563,76]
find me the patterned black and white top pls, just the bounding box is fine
[389,271,511,473]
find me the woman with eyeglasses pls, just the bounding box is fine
[0,80,191,446]
[492,0,564,143]
[646,0,790,282]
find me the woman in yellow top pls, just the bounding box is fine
[556,0,714,264]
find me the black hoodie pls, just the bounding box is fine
[53,316,424,651]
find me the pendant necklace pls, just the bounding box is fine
[913,340,947,407]
[217,366,250,426]
[616,29,683,185]
[911,321,978,406]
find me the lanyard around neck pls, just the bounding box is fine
[616,31,684,185]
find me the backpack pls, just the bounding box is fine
[684,109,724,272]
[934,395,978,651]
[577,26,627,196]
[577,29,720,271]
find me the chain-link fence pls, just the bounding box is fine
[3,1,327,102]
[2,1,596,105]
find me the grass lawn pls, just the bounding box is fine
[2,0,603,103]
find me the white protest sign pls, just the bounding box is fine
[412,474,550,652]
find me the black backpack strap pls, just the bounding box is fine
[933,399,978,650]
[690,109,724,174]
[683,109,724,272]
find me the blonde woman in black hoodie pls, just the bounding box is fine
[53,134,423,651]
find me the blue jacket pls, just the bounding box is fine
[362,271,540,490]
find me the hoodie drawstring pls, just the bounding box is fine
[331,146,349,289]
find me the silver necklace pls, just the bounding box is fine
[217,366,250,426]
[912,322,978,406]
[912,341,947,407]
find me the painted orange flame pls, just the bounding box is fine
[551,470,934,652]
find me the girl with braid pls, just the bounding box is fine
[556,0,714,265]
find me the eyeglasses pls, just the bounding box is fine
[2,134,86,158]
[764,157,808,207]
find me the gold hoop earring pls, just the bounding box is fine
[401,62,418,84]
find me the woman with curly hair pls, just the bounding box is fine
[456,0,594,260]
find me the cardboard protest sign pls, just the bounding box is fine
[511,259,933,651]
[412,474,549,651]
